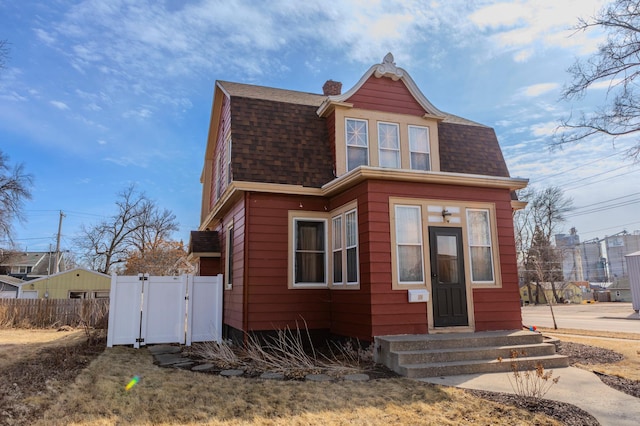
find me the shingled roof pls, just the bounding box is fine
[189,231,220,255]
[217,81,511,187]
[222,86,334,188]
[438,122,511,178]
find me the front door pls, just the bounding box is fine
[429,227,468,327]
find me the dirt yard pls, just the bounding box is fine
[0,328,638,425]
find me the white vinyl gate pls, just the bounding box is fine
[107,274,223,348]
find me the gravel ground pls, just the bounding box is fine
[469,340,639,426]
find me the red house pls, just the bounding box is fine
[190,53,528,344]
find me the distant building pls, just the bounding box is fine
[17,268,110,299]
[555,230,640,284]
[601,232,640,281]
[0,251,68,280]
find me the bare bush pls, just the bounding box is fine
[190,340,242,369]
[499,350,560,399]
[190,321,373,379]
[244,324,322,378]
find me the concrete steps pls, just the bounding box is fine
[375,330,569,378]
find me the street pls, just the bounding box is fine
[521,302,640,334]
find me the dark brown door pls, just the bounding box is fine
[429,227,468,327]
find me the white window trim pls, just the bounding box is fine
[291,216,329,288]
[226,135,232,185]
[408,125,431,171]
[332,215,343,285]
[466,208,496,285]
[331,206,360,287]
[394,205,425,286]
[345,118,369,171]
[389,197,502,290]
[377,121,400,169]
[345,209,359,286]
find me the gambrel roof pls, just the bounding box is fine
[215,97,511,190]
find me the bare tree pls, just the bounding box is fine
[558,0,640,159]
[0,39,8,71]
[75,185,179,274]
[514,187,573,305]
[0,151,33,242]
[123,239,187,276]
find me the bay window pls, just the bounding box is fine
[293,218,327,286]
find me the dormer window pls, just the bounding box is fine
[346,118,369,171]
[409,125,430,171]
[378,122,400,168]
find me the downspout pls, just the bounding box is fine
[242,192,250,345]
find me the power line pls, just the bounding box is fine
[563,168,640,191]
[566,198,640,217]
[535,151,624,183]
[571,191,640,211]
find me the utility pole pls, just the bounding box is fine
[54,210,65,273]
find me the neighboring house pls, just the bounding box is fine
[609,278,632,302]
[0,275,24,298]
[520,282,585,305]
[0,251,67,280]
[17,268,110,299]
[189,54,528,342]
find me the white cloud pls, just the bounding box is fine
[468,0,609,62]
[521,83,560,97]
[33,28,56,45]
[50,100,70,110]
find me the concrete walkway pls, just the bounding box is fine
[419,366,640,426]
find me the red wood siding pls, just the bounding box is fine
[329,183,373,340]
[245,192,331,331]
[361,180,522,336]
[346,76,426,116]
[199,258,221,276]
[230,180,520,340]
[215,197,245,331]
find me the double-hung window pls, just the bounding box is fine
[226,136,232,184]
[408,125,430,171]
[378,122,400,168]
[346,118,369,171]
[332,209,359,286]
[466,209,494,283]
[294,218,327,286]
[394,205,424,284]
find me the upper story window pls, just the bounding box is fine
[226,136,233,184]
[346,118,369,171]
[409,125,430,171]
[378,122,400,168]
[334,109,439,176]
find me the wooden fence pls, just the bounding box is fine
[0,298,110,328]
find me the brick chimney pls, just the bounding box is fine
[322,80,342,96]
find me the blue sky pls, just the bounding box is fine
[1,0,639,257]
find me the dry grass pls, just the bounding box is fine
[35,346,561,426]
[0,328,85,369]
[539,327,640,381]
